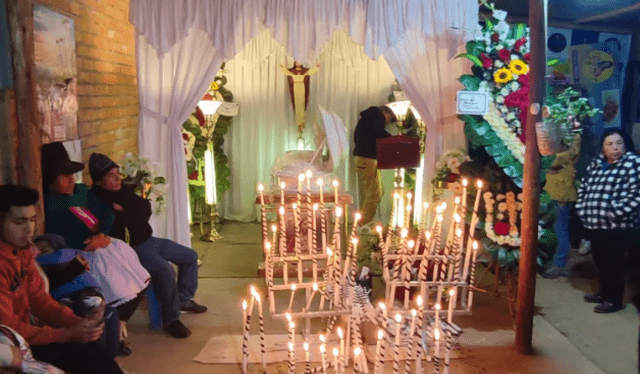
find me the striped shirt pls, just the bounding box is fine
[576,152,640,230]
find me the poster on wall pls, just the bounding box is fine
[33,4,78,144]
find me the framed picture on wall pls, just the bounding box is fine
[0,0,12,89]
[33,4,78,143]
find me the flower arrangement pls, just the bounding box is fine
[431,149,471,194]
[483,190,523,247]
[545,87,600,146]
[120,153,168,215]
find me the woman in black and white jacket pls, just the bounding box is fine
[576,128,640,314]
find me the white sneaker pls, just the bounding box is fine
[577,239,591,255]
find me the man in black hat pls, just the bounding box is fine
[89,153,206,339]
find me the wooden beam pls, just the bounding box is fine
[575,2,640,24]
[6,0,44,233]
[516,0,546,354]
[0,91,18,184]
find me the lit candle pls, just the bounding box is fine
[463,180,483,281]
[257,183,265,205]
[306,170,313,256]
[281,181,286,206]
[337,327,345,367]
[393,313,402,374]
[241,299,249,374]
[415,296,424,374]
[317,178,324,203]
[298,174,304,205]
[404,309,417,374]
[467,240,479,309]
[320,343,328,374]
[405,192,413,228]
[434,302,441,352]
[354,346,362,374]
[271,224,278,247]
[288,284,297,311]
[374,329,384,374]
[288,341,295,374]
[416,202,429,251]
[332,348,340,374]
[304,282,319,311]
[332,179,339,204]
[447,288,455,324]
[304,341,311,374]
[252,289,266,372]
[326,247,334,286]
[293,203,303,283]
[279,205,288,284]
[434,328,441,373]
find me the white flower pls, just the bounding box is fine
[494,22,510,39]
[500,87,510,96]
[493,10,508,21]
[510,81,520,91]
[497,213,505,220]
[478,81,490,92]
[494,60,504,68]
[511,54,521,61]
[505,39,516,48]
[496,95,505,104]
[498,202,508,212]
[512,120,521,128]
[506,113,516,121]
[496,44,504,50]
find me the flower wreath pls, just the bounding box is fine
[483,190,523,247]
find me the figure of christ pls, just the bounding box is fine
[280,61,321,137]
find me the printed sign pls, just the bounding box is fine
[456,91,489,115]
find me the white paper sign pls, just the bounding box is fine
[217,101,239,117]
[456,91,489,115]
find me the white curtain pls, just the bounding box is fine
[129,0,479,242]
[221,30,397,222]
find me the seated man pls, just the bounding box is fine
[0,184,124,374]
[89,153,207,339]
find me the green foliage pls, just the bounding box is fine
[459,75,481,91]
[356,236,383,276]
[545,87,601,145]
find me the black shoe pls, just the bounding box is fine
[180,300,208,314]
[164,320,191,338]
[119,341,132,356]
[583,294,604,303]
[594,301,623,314]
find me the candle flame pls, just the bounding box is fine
[378,329,384,340]
[291,284,297,291]
[319,334,326,343]
[285,312,292,321]
[462,178,468,186]
[242,300,247,310]
[434,329,440,340]
[395,313,402,323]
[313,203,319,211]
[435,303,441,310]
[437,214,443,222]
[376,225,382,233]
[378,302,386,311]
[320,344,326,353]
[327,247,333,256]
[333,348,339,357]
[351,238,358,245]
[299,174,305,182]
[476,180,483,189]
[332,179,339,187]
[279,206,285,215]
[456,228,462,237]
[289,342,294,351]
[280,181,286,189]
[408,240,415,248]
[440,202,447,210]
[424,202,429,209]
[406,204,412,212]
[317,178,323,186]
[401,228,408,238]
[426,231,431,240]
[304,342,309,351]
[335,207,342,217]
[255,293,261,303]
[337,327,343,338]
[289,321,295,329]
[407,192,413,199]
[292,203,297,209]
[354,346,361,356]
[455,196,460,204]
[449,288,456,297]
[394,192,400,199]
[313,282,319,291]
[355,212,362,221]
[258,183,264,191]
[411,309,417,317]
[416,295,423,307]
[265,241,272,250]
[473,240,479,250]
[306,170,312,179]
[454,213,461,222]
[250,286,257,296]
[271,224,277,232]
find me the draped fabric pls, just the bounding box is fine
[129,0,478,243]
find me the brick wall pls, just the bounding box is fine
[37,0,139,182]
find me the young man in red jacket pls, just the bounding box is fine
[0,184,124,374]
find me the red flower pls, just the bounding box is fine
[518,73,530,87]
[504,87,528,108]
[523,53,531,62]
[498,49,511,62]
[445,173,459,183]
[494,222,510,236]
[491,33,500,43]
[480,54,493,69]
[514,37,527,52]
[188,170,199,180]
[182,133,190,141]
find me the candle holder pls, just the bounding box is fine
[201,202,222,242]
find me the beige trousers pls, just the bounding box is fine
[355,156,382,225]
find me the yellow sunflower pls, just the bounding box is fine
[509,59,529,75]
[493,68,513,84]
[210,81,220,91]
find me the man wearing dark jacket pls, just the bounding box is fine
[89,153,206,339]
[353,105,395,226]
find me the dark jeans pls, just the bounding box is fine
[134,237,198,326]
[116,290,144,322]
[588,228,634,306]
[31,340,124,374]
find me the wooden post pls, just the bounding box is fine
[516,0,546,354]
[5,0,44,233]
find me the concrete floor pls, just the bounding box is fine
[116,222,637,374]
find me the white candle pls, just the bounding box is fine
[305,282,319,311]
[298,174,304,204]
[463,180,483,281]
[332,348,340,374]
[304,341,311,374]
[393,313,402,374]
[434,328,441,372]
[312,203,319,282]
[271,224,277,247]
[404,309,417,374]
[374,329,384,374]
[447,288,455,324]
[288,284,297,311]
[317,178,324,203]
[320,343,327,374]
[332,179,339,204]
[354,345,362,374]
[288,341,295,374]
[434,302,441,353]
[257,183,265,206]
[241,299,249,374]
[467,240,479,309]
[415,296,424,374]
[281,181,286,206]
[337,327,345,366]
[252,290,266,371]
[351,212,361,238]
[326,247,334,286]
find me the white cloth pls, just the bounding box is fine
[79,238,150,307]
[130,0,479,231]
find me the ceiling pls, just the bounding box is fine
[492,0,640,31]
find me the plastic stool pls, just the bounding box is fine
[146,285,162,330]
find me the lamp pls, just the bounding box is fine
[386,100,412,126]
[199,98,223,242]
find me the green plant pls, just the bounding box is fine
[545,87,601,145]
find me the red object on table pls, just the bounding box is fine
[376,135,420,169]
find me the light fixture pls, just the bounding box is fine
[386,100,412,123]
[198,98,223,242]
